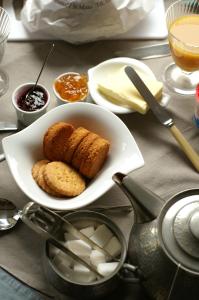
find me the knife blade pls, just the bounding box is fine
[125,66,199,172]
[125,66,173,127]
[115,43,170,60]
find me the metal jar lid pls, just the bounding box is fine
[161,191,199,274]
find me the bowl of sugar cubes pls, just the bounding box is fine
[43,210,135,299]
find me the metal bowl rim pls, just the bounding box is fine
[45,209,127,286]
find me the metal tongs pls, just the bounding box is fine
[21,202,118,279]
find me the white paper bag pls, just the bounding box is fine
[21,0,155,44]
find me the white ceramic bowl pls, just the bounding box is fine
[2,102,144,211]
[12,82,50,126]
[53,72,88,106]
[88,57,170,114]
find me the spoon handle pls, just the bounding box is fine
[56,205,133,215]
[33,43,55,90]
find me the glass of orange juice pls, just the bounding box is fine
[164,0,199,94]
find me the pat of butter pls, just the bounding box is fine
[97,66,163,114]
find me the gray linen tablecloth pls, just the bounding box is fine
[1,35,199,299]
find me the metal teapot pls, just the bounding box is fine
[113,173,199,300]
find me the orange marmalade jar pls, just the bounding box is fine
[54,72,88,104]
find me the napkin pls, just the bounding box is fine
[21,0,155,44]
[0,268,52,300]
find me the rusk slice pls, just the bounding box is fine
[43,122,74,161]
[37,164,62,197]
[80,137,110,178]
[63,127,90,163]
[32,159,61,196]
[44,161,86,197]
[32,159,50,180]
[72,132,99,169]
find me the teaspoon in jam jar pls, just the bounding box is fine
[24,43,55,105]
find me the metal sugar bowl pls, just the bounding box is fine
[20,204,139,299]
[113,173,199,300]
[43,210,136,299]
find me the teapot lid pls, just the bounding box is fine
[161,191,199,274]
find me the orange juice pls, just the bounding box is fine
[169,15,199,71]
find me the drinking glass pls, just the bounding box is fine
[164,0,199,95]
[0,8,10,97]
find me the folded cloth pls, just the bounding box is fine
[0,267,53,300]
[21,0,155,44]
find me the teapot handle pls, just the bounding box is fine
[113,173,164,222]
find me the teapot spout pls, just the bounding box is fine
[113,173,164,223]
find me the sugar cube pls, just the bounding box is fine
[90,250,106,267]
[49,245,60,258]
[105,236,122,258]
[64,232,77,241]
[97,262,119,277]
[90,224,113,247]
[56,261,73,278]
[56,261,74,279]
[80,226,95,237]
[52,251,74,268]
[73,263,96,283]
[66,240,92,257]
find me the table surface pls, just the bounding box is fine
[1,1,199,299]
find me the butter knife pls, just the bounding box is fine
[115,43,170,60]
[125,66,199,172]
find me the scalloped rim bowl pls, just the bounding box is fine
[2,103,144,210]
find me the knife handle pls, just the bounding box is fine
[169,125,199,172]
